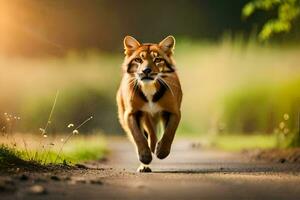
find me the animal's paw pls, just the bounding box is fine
[139,148,152,164]
[137,165,152,173]
[155,141,170,159]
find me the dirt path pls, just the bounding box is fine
[2,138,300,200]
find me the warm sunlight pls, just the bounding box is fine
[1,1,300,199]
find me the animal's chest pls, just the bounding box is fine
[140,82,162,115]
[141,101,162,115]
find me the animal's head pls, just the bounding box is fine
[122,36,176,84]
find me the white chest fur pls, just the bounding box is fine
[141,101,162,115]
[140,81,156,99]
[140,81,162,115]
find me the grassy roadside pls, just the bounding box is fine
[181,133,277,151]
[209,134,277,151]
[0,134,108,171]
[58,135,108,163]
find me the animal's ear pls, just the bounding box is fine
[123,36,140,55]
[159,35,175,54]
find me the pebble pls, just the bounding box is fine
[75,164,89,169]
[28,185,47,195]
[90,180,103,185]
[191,142,202,149]
[50,175,60,181]
[279,158,286,163]
[19,174,29,181]
[68,177,87,185]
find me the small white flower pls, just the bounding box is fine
[39,128,46,134]
[67,124,74,128]
[72,130,79,135]
[279,122,285,130]
[283,113,289,121]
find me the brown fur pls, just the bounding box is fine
[116,36,182,171]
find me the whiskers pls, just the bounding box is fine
[157,75,175,97]
[128,77,139,101]
[127,74,177,101]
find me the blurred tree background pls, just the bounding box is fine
[243,0,300,40]
[1,0,300,148]
[1,0,299,56]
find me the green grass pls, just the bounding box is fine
[0,134,108,170]
[0,144,47,171]
[208,134,277,151]
[55,136,108,163]
[0,145,27,169]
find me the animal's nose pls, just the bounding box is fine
[142,67,152,74]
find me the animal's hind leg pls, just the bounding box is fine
[143,114,157,153]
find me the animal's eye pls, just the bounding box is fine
[133,58,143,63]
[154,58,164,63]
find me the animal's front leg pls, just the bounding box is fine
[126,112,152,165]
[156,112,180,159]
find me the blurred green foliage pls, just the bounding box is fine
[222,84,275,133]
[0,52,122,135]
[243,0,300,40]
[210,134,277,151]
[0,0,281,56]
[0,135,107,166]
[1,39,300,149]
[20,86,120,134]
[221,78,300,138]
